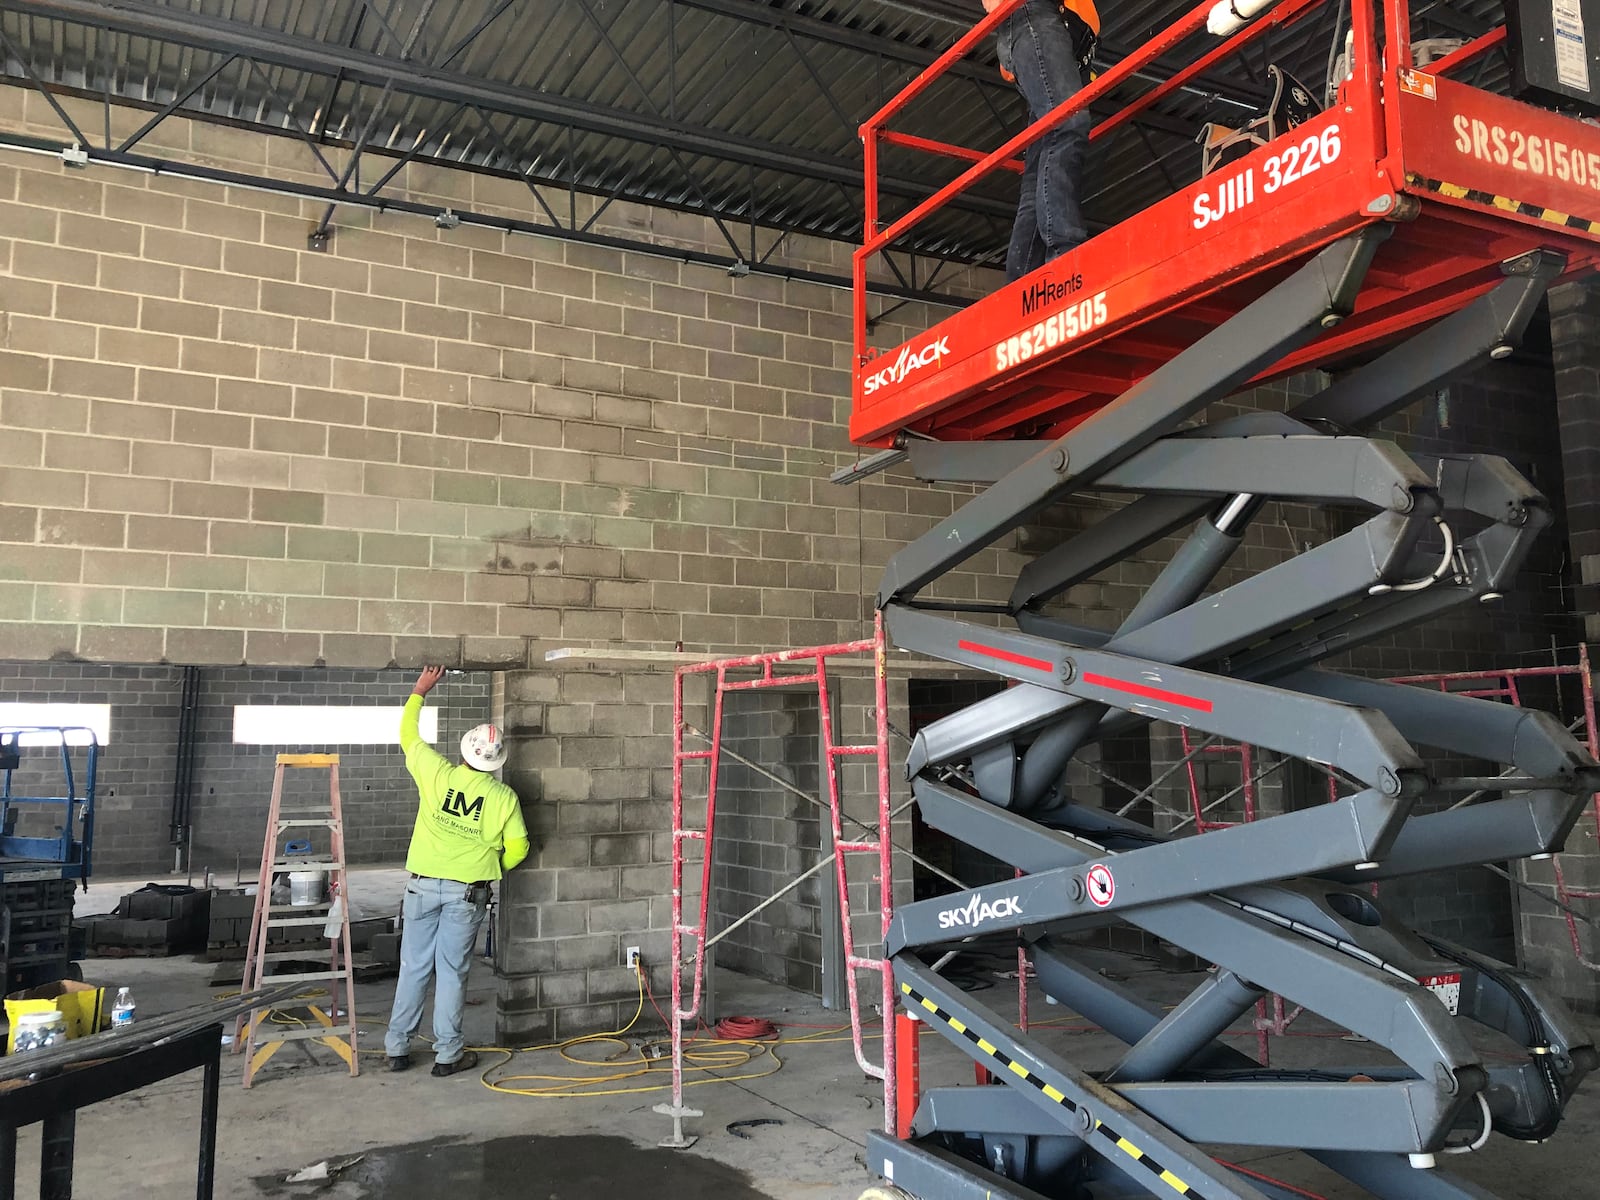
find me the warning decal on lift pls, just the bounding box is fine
[1086,864,1116,908]
[1419,972,1463,1015]
[1399,68,1438,100]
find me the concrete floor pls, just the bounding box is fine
[15,885,1600,1199]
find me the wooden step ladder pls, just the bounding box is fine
[235,753,359,1087]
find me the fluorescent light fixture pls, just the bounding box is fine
[232,705,438,746]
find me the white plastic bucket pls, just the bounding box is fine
[288,870,326,906]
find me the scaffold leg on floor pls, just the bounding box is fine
[871,238,1599,1199]
[652,1100,703,1149]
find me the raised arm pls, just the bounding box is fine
[401,666,451,785]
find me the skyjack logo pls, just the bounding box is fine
[937,894,1022,930]
[861,335,951,395]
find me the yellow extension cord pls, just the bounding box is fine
[223,976,1091,1100]
[222,978,842,1098]
[467,978,1088,1100]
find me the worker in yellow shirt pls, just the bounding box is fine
[384,666,530,1077]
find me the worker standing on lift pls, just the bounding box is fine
[984,0,1100,281]
[384,666,530,1077]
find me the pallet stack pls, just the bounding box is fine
[205,888,325,961]
[78,887,209,958]
[0,877,75,992]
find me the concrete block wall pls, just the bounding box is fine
[711,692,825,994]
[1550,280,1600,640]
[1527,279,1600,1010]
[0,661,488,876]
[0,661,179,875]
[494,666,908,1044]
[0,86,984,1042]
[0,86,1009,674]
[184,668,491,873]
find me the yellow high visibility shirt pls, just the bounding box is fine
[400,695,529,882]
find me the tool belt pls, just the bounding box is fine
[1062,3,1099,73]
[411,871,493,903]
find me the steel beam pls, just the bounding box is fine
[864,1131,1057,1200]
[1114,1080,1463,1153]
[1312,1152,1504,1199]
[1105,970,1262,1084]
[0,129,965,310]
[1316,791,1586,880]
[0,0,1015,222]
[1282,671,1597,782]
[909,428,1428,510]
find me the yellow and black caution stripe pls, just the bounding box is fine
[1405,171,1600,235]
[900,981,1202,1198]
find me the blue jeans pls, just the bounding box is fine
[999,0,1090,281]
[383,876,486,1064]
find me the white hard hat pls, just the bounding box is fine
[460,723,506,772]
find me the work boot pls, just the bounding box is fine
[431,1049,479,1078]
[387,1055,411,1072]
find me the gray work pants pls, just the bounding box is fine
[383,876,486,1064]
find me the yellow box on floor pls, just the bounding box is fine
[4,981,109,1051]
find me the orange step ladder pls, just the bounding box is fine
[235,753,359,1087]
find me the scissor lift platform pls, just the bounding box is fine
[849,1,1600,1198]
[852,23,1600,447]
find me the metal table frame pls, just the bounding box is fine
[0,1023,221,1200]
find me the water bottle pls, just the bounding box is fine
[111,987,136,1029]
[322,891,345,940]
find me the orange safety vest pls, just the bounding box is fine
[998,0,1101,83]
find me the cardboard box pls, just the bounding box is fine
[4,980,108,1052]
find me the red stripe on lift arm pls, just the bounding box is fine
[957,639,1054,673]
[1081,671,1214,713]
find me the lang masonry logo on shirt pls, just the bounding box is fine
[441,787,485,822]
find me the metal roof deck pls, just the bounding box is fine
[0,0,1510,298]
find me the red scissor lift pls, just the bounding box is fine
[854,0,1600,1196]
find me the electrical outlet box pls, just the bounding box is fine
[626,946,641,973]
